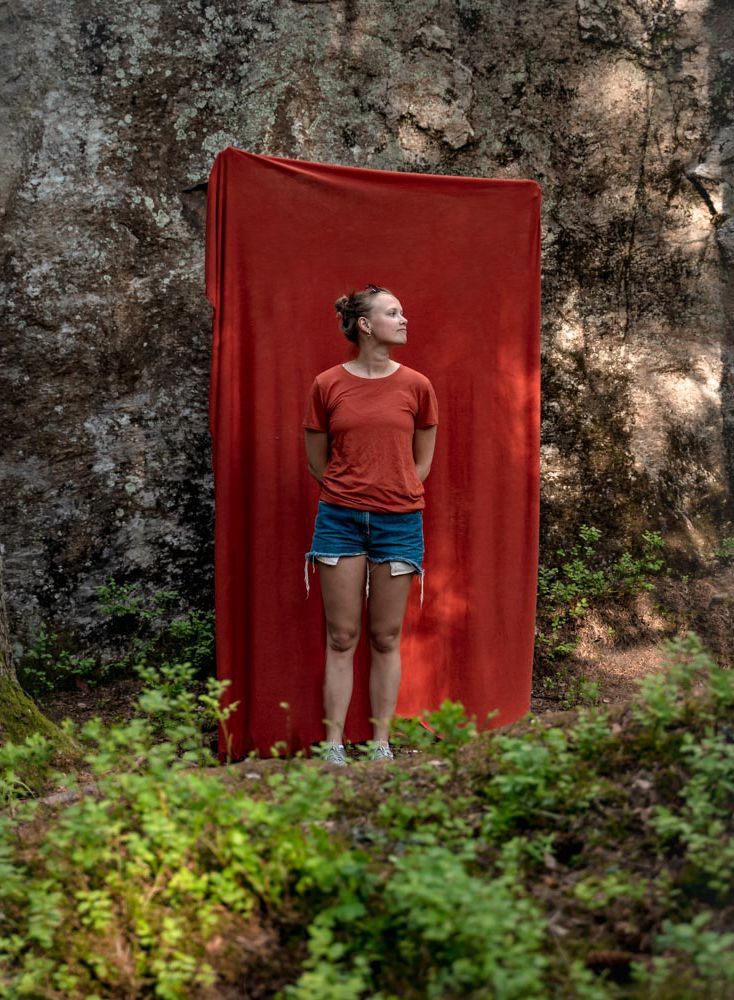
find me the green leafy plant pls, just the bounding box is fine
[17,626,100,695]
[1,632,733,998]
[713,534,734,561]
[560,674,601,710]
[375,770,475,851]
[478,725,606,839]
[569,704,614,758]
[631,911,734,994]
[536,524,667,664]
[283,844,548,1000]
[630,631,733,740]
[392,698,481,762]
[96,577,214,677]
[650,730,734,897]
[573,869,650,910]
[17,579,215,696]
[610,530,666,591]
[0,731,56,812]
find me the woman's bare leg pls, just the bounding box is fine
[367,561,413,742]
[318,555,367,744]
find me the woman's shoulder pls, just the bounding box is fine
[312,363,346,383]
[397,363,434,387]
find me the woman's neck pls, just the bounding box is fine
[347,351,397,376]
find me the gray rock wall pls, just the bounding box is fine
[1,0,732,655]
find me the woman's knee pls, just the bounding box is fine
[368,625,401,654]
[326,622,361,653]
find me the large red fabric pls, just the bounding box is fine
[205,146,541,761]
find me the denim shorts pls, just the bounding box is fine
[304,500,425,606]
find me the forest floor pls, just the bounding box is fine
[38,562,734,729]
[35,560,734,775]
[531,559,734,712]
[8,564,733,997]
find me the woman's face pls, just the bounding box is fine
[363,293,408,345]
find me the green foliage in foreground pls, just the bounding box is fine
[0,633,733,998]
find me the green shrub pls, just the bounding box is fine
[536,524,667,663]
[631,911,734,995]
[0,669,355,998]
[713,534,734,561]
[391,698,481,762]
[478,725,606,839]
[650,730,734,897]
[17,626,99,695]
[95,578,215,679]
[374,767,475,850]
[0,731,56,811]
[17,579,215,695]
[283,844,548,1000]
[1,632,733,998]
[573,869,650,910]
[631,632,734,742]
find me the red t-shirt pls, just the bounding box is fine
[303,363,439,512]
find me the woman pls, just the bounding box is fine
[302,283,439,765]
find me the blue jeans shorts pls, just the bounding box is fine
[304,500,425,606]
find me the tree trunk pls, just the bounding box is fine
[0,553,78,754]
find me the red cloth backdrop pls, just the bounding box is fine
[205,146,541,761]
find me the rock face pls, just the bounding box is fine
[0,1,732,655]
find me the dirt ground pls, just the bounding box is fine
[532,561,733,711]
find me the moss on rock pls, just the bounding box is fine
[0,671,80,761]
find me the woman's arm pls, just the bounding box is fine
[304,429,329,482]
[412,426,438,482]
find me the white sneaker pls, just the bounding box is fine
[323,742,347,765]
[370,742,394,761]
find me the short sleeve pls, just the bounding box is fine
[416,379,439,428]
[303,378,328,431]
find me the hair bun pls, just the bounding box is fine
[334,283,391,345]
[334,294,355,320]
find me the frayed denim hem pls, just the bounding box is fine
[303,553,424,607]
[304,552,368,601]
[364,557,424,607]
